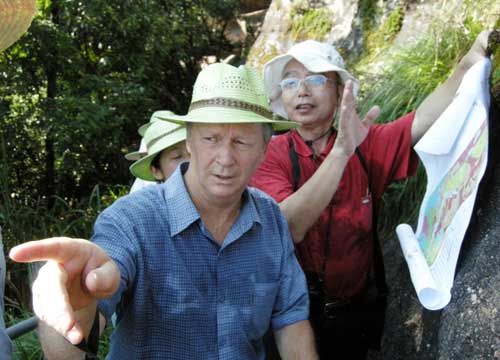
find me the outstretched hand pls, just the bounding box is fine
[334,80,380,158]
[9,238,120,344]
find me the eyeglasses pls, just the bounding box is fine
[279,74,336,93]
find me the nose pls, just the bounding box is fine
[215,141,236,167]
[296,79,311,97]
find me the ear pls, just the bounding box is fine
[151,165,165,182]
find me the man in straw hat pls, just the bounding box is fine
[1,0,37,358]
[10,63,318,359]
[250,30,494,359]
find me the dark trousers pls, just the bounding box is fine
[263,315,370,360]
[263,287,386,360]
[310,302,370,359]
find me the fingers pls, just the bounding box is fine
[84,259,121,300]
[363,106,380,127]
[10,237,91,263]
[32,261,85,344]
[340,80,355,110]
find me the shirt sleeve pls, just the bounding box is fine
[250,137,294,203]
[269,207,310,330]
[92,206,139,323]
[362,111,419,198]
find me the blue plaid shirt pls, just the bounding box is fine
[94,163,309,359]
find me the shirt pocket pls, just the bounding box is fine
[248,281,279,339]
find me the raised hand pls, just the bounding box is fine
[334,80,380,158]
[9,238,120,344]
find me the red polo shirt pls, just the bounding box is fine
[250,112,418,300]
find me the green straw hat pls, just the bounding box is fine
[124,147,147,161]
[138,110,176,136]
[0,0,37,52]
[124,111,176,161]
[156,63,297,131]
[129,120,186,181]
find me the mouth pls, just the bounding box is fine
[295,103,315,112]
[214,174,234,181]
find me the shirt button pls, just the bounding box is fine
[218,294,225,303]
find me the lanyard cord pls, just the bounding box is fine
[297,127,333,148]
[319,203,334,285]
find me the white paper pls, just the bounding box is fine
[396,59,491,310]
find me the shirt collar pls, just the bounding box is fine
[163,163,200,237]
[163,162,262,242]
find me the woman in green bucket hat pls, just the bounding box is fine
[125,110,186,192]
[129,119,189,182]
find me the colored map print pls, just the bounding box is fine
[418,120,488,265]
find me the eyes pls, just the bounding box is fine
[166,149,188,162]
[279,74,336,92]
[202,135,253,148]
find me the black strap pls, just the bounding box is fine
[74,309,100,359]
[355,148,388,296]
[288,135,301,192]
[288,136,387,296]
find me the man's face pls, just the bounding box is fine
[151,142,189,181]
[186,123,267,206]
[280,59,341,128]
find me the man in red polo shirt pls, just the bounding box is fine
[250,30,492,359]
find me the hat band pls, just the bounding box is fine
[189,97,273,119]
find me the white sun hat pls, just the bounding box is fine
[264,40,359,119]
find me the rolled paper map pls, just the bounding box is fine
[0,0,37,52]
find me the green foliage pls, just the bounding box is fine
[0,0,240,210]
[358,0,379,34]
[290,5,333,41]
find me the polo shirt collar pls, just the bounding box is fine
[163,162,262,242]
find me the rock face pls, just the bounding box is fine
[246,0,358,71]
[247,1,500,358]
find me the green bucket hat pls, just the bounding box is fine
[0,0,37,52]
[156,63,297,131]
[138,110,176,136]
[124,111,177,161]
[124,145,147,161]
[129,120,187,181]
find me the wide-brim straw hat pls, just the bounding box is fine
[264,40,359,119]
[138,110,176,137]
[156,63,297,131]
[129,120,186,181]
[124,110,177,161]
[0,0,37,52]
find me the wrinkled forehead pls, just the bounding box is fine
[282,59,338,80]
[187,122,266,137]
